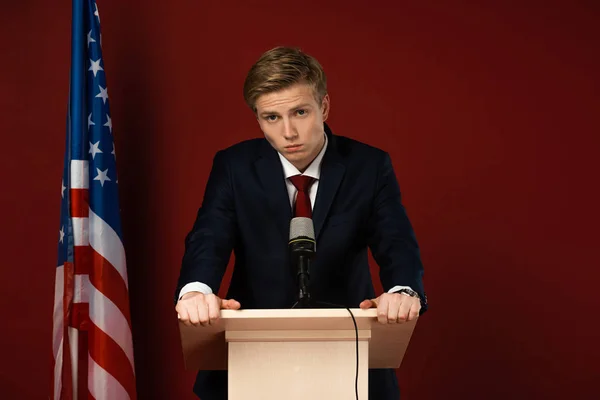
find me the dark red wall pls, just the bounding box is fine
[1,1,598,398]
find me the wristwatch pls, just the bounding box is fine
[397,288,420,299]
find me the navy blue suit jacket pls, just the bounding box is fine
[176,123,427,399]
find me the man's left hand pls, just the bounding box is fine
[359,292,420,324]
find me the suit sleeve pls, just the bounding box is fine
[174,150,237,303]
[366,152,428,313]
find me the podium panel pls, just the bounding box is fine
[179,308,417,399]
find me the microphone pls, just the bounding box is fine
[289,217,316,308]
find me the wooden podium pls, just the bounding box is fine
[179,308,417,400]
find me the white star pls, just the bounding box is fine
[93,168,111,187]
[89,58,103,77]
[96,85,109,104]
[88,113,95,130]
[89,141,103,159]
[61,179,66,198]
[111,143,116,159]
[59,226,65,243]
[87,30,96,47]
[104,114,112,133]
[94,3,100,22]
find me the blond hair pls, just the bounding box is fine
[243,46,327,112]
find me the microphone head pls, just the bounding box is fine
[289,217,315,241]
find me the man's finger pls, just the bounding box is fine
[176,303,192,327]
[377,297,388,324]
[208,295,221,325]
[396,299,411,323]
[222,299,241,310]
[187,302,201,327]
[407,302,420,321]
[198,301,210,327]
[359,300,372,309]
[387,296,401,324]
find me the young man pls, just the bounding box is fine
[175,46,428,400]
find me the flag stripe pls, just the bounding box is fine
[53,265,65,360]
[90,250,132,330]
[71,189,89,218]
[73,217,89,246]
[69,327,79,398]
[70,301,90,331]
[89,322,137,399]
[70,160,89,189]
[74,245,92,275]
[61,262,75,399]
[89,210,128,288]
[73,274,90,304]
[53,337,64,400]
[88,283,135,368]
[77,331,88,400]
[88,355,131,400]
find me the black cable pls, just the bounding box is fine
[313,301,359,400]
[347,307,359,400]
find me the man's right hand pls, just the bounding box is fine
[176,292,241,327]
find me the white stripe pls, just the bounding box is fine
[70,160,89,189]
[53,338,63,400]
[69,327,79,398]
[89,209,128,287]
[52,266,64,359]
[88,354,131,400]
[88,283,135,369]
[52,265,64,400]
[72,217,89,246]
[73,274,90,303]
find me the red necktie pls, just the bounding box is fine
[289,175,315,218]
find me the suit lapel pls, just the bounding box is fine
[313,131,345,240]
[254,142,292,240]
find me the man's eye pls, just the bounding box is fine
[267,115,278,121]
[297,109,306,116]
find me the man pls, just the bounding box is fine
[175,46,428,399]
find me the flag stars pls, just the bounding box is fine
[59,226,65,244]
[89,58,103,77]
[104,114,112,133]
[96,85,109,104]
[87,30,96,47]
[111,143,116,159]
[88,113,95,130]
[61,179,66,198]
[94,168,111,187]
[94,3,100,22]
[89,141,103,159]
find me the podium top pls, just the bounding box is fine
[179,308,417,371]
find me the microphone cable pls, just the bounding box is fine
[313,301,359,400]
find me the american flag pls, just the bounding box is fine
[52,1,137,399]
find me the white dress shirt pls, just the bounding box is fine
[179,134,415,300]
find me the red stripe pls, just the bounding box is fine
[74,245,92,275]
[62,262,75,400]
[70,189,89,218]
[69,303,89,331]
[88,321,137,400]
[89,250,132,330]
[77,331,88,400]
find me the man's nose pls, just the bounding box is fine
[282,120,298,140]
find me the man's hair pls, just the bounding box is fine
[243,46,327,112]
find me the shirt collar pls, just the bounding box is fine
[278,134,328,180]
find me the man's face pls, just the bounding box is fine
[255,83,330,172]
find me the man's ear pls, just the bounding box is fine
[321,94,330,122]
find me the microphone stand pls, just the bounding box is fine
[297,254,311,308]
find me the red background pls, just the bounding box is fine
[1,1,598,398]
